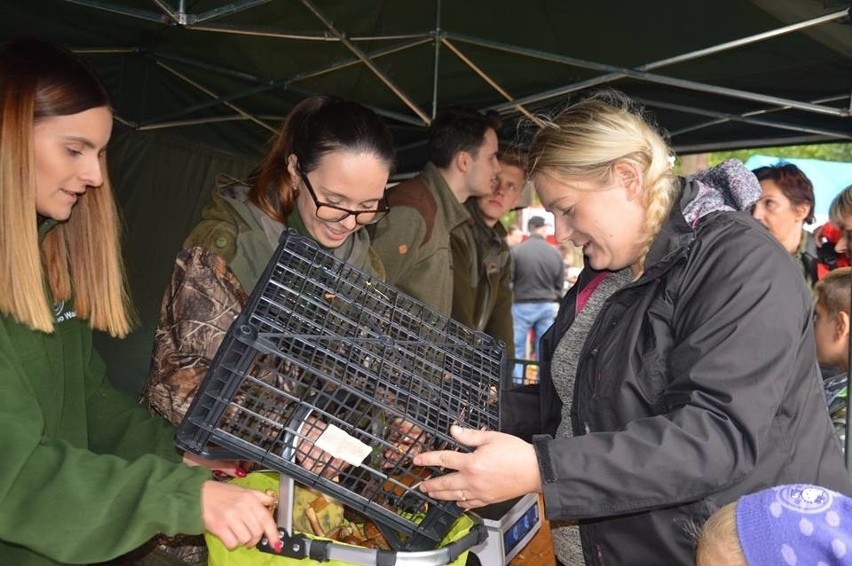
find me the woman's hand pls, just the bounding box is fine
[201,480,282,551]
[412,425,541,508]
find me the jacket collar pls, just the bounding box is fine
[464,198,507,239]
[641,177,696,280]
[421,162,472,230]
[38,216,58,242]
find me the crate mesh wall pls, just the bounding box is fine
[177,230,503,551]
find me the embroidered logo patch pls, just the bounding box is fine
[773,484,833,514]
[53,301,77,323]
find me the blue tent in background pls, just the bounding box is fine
[743,155,852,218]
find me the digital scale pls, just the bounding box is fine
[468,492,542,565]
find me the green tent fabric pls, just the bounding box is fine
[4,1,851,164]
[97,130,254,394]
[2,0,851,395]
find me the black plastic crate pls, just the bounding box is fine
[176,229,503,551]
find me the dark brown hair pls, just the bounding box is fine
[249,95,395,223]
[752,164,815,224]
[427,107,502,168]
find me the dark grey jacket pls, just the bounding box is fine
[504,176,851,565]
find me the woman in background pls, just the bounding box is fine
[827,183,852,260]
[0,37,280,565]
[751,163,819,290]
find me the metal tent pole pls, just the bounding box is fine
[431,0,441,120]
[452,32,849,119]
[846,281,851,473]
[441,38,542,127]
[300,0,432,126]
[628,97,852,141]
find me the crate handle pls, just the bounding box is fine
[257,515,487,565]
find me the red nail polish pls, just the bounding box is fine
[212,470,228,479]
[274,540,284,553]
[234,468,247,477]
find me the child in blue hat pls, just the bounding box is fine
[697,484,852,565]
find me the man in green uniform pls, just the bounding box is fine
[369,107,502,315]
[451,147,528,352]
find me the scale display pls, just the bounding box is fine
[503,501,540,555]
[470,493,542,565]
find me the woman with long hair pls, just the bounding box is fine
[414,91,851,565]
[140,95,397,562]
[0,37,280,565]
[142,94,395,430]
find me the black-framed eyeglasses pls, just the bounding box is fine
[298,168,389,226]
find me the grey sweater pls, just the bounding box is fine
[550,268,633,565]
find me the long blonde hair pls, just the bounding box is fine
[527,91,678,271]
[0,38,131,336]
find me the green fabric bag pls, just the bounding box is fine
[205,471,475,566]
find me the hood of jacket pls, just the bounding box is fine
[644,159,761,277]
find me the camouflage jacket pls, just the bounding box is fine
[141,179,384,425]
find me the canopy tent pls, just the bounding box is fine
[2,0,852,394]
[3,0,852,171]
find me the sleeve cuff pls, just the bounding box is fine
[532,434,555,484]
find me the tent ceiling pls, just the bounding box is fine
[3,0,851,174]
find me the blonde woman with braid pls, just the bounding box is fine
[414,91,851,565]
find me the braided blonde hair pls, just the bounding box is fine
[528,91,678,273]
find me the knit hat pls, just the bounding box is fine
[737,484,852,565]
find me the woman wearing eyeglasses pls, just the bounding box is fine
[139,96,394,561]
[143,95,393,428]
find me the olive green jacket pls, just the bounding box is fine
[142,179,383,425]
[369,163,471,315]
[1,222,208,565]
[450,199,514,351]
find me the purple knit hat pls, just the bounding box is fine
[737,484,852,565]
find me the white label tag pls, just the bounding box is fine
[314,423,373,467]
